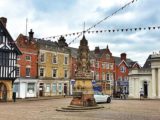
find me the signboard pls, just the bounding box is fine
[117,81,128,86]
[92,80,96,85]
[70,79,75,85]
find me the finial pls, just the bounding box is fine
[107,45,109,49]
[83,22,85,35]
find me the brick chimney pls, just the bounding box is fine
[94,46,100,54]
[0,17,7,28]
[28,29,34,41]
[121,53,126,61]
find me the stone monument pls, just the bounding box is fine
[70,35,96,106]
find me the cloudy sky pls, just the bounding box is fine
[0,0,159,65]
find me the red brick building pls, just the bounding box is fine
[13,29,38,98]
[90,45,115,94]
[114,53,141,96]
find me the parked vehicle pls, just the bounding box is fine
[94,91,111,103]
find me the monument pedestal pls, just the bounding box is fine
[70,92,96,106]
[70,78,96,107]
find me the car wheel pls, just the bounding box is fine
[107,97,111,103]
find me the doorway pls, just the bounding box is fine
[143,81,148,98]
[39,83,44,97]
[0,83,7,102]
[64,83,67,95]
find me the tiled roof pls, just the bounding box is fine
[69,47,78,58]
[143,55,151,68]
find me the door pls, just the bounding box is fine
[0,83,7,102]
[143,81,148,98]
[64,83,67,95]
[39,83,44,97]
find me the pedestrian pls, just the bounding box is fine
[120,90,123,99]
[123,90,126,99]
[139,88,144,100]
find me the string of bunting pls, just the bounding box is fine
[42,25,160,41]
[42,0,138,44]
[3,25,159,45]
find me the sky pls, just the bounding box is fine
[0,0,160,66]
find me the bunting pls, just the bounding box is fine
[42,25,160,41]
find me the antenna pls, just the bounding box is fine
[26,18,28,36]
[83,22,85,35]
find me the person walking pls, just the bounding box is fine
[123,90,126,99]
[139,88,144,100]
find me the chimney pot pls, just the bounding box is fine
[0,17,7,28]
[95,46,100,54]
[121,53,127,61]
[28,29,34,41]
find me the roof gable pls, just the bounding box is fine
[0,20,21,55]
[118,60,128,67]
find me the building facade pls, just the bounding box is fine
[0,17,21,101]
[90,46,115,95]
[13,30,38,98]
[114,53,140,96]
[37,36,70,97]
[129,53,160,99]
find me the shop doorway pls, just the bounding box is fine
[0,83,7,102]
[39,83,44,97]
[143,81,148,98]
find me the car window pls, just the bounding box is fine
[94,91,103,95]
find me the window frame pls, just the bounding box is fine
[25,55,31,61]
[52,69,57,78]
[26,67,31,77]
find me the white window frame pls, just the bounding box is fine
[26,55,31,61]
[64,56,68,65]
[52,69,57,78]
[64,69,68,78]
[52,54,57,64]
[106,63,109,69]
[106,73,110,80]
[106,54,110,59]
[52,83,57,93]
[26,67,31,77]
[46,83,50,92]
[16,66,20,77]
[39,67,44,77]
[40,53,45,63]
[27,83,35,93]
[120,66,126,73]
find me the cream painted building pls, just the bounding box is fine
[37,37,70,97]
[129,53,160,99]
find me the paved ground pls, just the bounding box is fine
[0,98,160,120]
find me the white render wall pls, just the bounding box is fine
[128,68,152,98]
[129,53,160,99]
[14,78,38,98]
[129,75,152,98]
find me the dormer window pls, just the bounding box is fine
[106,54,110,59]
[120,66,126,73]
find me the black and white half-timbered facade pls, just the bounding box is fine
[0,17,21,101]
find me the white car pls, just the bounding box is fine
[94,91,111,103]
